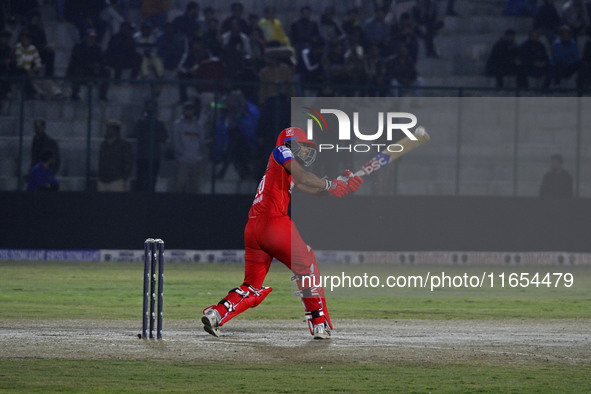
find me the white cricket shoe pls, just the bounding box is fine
[312,324,331,339]
[201,309,221,337]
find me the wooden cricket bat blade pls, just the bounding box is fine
[356,126,431,177]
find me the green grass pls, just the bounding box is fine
[0,261,589,320]
[1,360,590,393]
[0,261,590,393]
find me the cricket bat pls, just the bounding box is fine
[353,126,431,177]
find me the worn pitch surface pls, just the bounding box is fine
[1,319,589,365]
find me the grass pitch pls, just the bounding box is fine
[0,261,590,393]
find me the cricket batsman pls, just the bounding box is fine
[202,127,363,339]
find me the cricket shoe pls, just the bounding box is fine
[312,324,331,339]
[201,308,221,337]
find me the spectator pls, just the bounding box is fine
[411,0,444,58]
[296,38,326,93]
[258,53,295,105]
[394,13,419,65]
[561,0,590,39]
[342,8,364,41]
[202,17,223,56]
[0,3,5,32]
[389,44,422,97]
[140,0,170,32]
[221,19,252,59]
[248,13,264,38]
[446,0,459,16]
[248,25,266,70]
[319,6,346,43]
[503,0,537,16]
[233,58,259,105]
[27,149,59,192]
[255,83,290,175]
[191,56,227,93]
[171,1,200,41]
[485,29,520,88]
[24,11,54,77]
[30,118,60,175]
[14,31,41,99]
[105,21,141,80]
[14,27,62,99]
[259,6,290,47]
[291,6,320,51]
[545,26,581,88]
[221,2,249,34]
[99,0,125,38]
[129,100,168,192]
[171,102,207,193]
[114,0,130,22]
[366,44,390,96]
[534,0,562,46]
[578,38,591,90]
[9,0,39,24]
[215,90,259,180]
[98,119,133,192]
[67,28,110,101]
[202,6,216,28]
[0,31,14,103]
[539,154,573,197]
[156,22,185,72]
[343,41,368,95]
[64,0,107,41]
[177,38,212,102]
[518,30,549,88]
[134,22,163,80]
[363,8,390,47]
[326,40,346,83]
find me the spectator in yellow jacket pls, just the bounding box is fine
[258,6,290,46]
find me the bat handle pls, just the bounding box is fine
[337,170,366,182]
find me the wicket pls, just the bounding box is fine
[141,238,164,339]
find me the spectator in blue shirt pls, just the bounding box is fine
[27,149,59,191]
[363,8,390,47]
[545,25,581,87]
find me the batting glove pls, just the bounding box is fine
[324,178,350,198]
[340,170,364,193]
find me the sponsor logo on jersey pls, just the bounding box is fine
[277,145,293,159]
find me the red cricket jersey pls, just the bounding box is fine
[249,146,295,217]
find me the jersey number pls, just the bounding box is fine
[256,175,266,195]
[252,175,266,205]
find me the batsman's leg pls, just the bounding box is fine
[290,245,332,339]
[265,217,333,339]
[201,224,274,336]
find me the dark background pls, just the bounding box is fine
[1,193,589,252]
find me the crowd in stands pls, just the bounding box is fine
[0,0,455,106]
[489,0,591,90]
[0,0,584,192]
[0,0,454,191]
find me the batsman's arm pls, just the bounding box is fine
[284,160,326,195]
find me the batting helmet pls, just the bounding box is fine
[276,127,317,166]
[276,127,317,148]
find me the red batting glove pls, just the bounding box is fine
[325,179,350,198]
[347,175,363,193]
[340,170,364,193]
